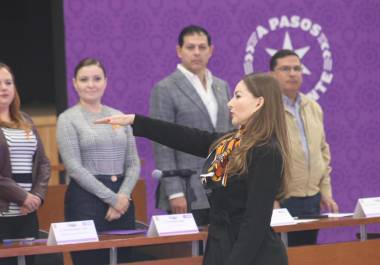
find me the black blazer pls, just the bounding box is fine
[133,115,287,265]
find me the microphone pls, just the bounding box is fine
[152,169,196,180]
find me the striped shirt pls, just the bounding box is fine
[0,128,36,217]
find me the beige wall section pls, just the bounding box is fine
[27,106,60,185]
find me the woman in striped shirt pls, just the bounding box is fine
[0,63,51,265]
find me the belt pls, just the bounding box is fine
[95,174,123,183]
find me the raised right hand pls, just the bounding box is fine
[94,114,135,126]
[169,196,188,214]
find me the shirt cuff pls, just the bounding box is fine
[169,192,185,200]
[320,184,332,197]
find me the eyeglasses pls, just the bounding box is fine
[275,65,303,73]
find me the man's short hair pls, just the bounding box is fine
[269,49,300,71]
[178,25,211,47]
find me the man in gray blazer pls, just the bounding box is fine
[149,25,231,225]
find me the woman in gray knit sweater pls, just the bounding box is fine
[56,58,140,265]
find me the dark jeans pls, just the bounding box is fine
[0,212,39,265]
[65,175,135,265]
[281,193,321,246]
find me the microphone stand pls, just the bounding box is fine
[183,172,205,255]
[184,173,195,214]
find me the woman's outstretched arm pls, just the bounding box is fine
[96,114,226,158]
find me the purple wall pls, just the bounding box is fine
[64,0,380,242]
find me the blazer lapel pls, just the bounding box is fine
[173,70,214,127]
[212,81,228,131]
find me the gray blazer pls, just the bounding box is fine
[149,69,232,211]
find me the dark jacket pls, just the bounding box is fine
[0,113,51,212]
[132,115,288,265]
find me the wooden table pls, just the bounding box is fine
[273,216,380,265]
[0,232,207,265]
[3,216,379,265]
[273,216,380,245]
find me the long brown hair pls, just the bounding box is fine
[215,73,290,198]
[0,63,31,131]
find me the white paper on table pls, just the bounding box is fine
[294,219,319,223]
[147,213,198,237]
[354,197,380,218]
[270,208,296,226]
[326,212,353,218]
[47,220,98,245]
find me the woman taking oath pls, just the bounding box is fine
[96,73,289,265]
[57,58,140,265]
[0,63,51,265]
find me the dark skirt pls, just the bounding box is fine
[0,173,37,265]
[0,212,38,265]
[65,175,135,231]
[65,175,135,265]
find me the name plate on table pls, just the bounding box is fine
[47,220,99,245]
[354,197,380,218]
[270,208,296,226]
[147,213,198,237]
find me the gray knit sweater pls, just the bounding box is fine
[56,104,140,207]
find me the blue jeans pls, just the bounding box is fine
[65,175,135,265]
[281,193,321,246]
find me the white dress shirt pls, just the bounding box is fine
[177,64,218,128]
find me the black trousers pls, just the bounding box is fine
[65,175,136,265]
[0,212,39,265]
